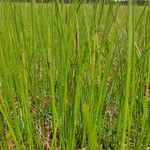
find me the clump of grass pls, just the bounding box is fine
[0,0,150,149]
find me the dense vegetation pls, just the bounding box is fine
[0,1,150,150]
[0,0,149,4]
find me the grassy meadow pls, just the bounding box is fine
[0,1,150,150]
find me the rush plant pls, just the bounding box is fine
[0,0,149,149]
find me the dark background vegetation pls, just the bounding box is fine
[0,0,148,5]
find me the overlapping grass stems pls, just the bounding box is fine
[0,0,150,149]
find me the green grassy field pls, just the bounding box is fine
[0,1,150,150]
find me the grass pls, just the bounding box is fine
[0,1,150,150]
